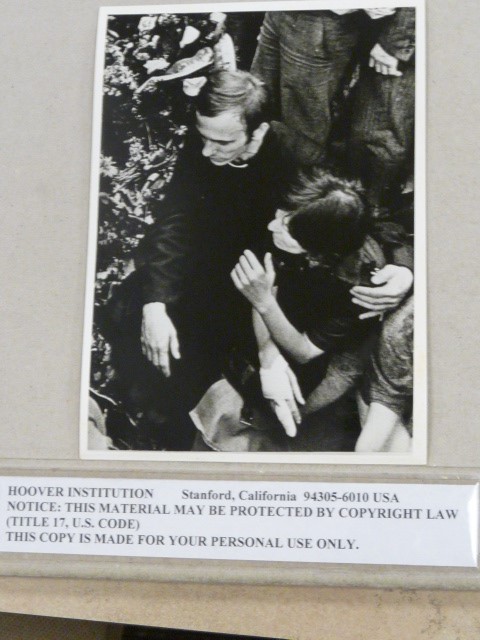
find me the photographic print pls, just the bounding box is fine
[81,1,426,464]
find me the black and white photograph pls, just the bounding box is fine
[81,1,426,463]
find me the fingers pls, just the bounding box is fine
[369,274,390,287]
[264,252,276,279]
[350,285,383,297]
[243,249,262,271]
[158,350,171,377]
[368,53,403,76]
[369,43,403,77]
[140,321,175,377]
[232,264,250,287]
[352,298,397,311]
[140,332,147,358]
[358,310,383,320]
[232,251,261,286]
[144,340,170,376]
[170,330,181,360]
[273,400,297,438]
[231,251,275,302]
[286,368,305,405]
[351,267,412,306]
[141,325,156,366]
[351,291,400,304]
[149,345,160,369]
[371,265,412,288]
[376,61,402,76]
[351,269,391,291]
[230,269,243,291]
[233,251,272,279]
[239,254,257,277]
[286,397,301,425]
[350,284,399,299]
[258,122,270,136]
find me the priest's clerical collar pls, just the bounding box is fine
[227,159,249,168]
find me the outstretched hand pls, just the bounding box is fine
[369,42,403,76]
[350,265,413,320]
[141,303,181,377]
[231,250,276,312]
[260,355,305,437]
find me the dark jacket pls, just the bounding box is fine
[133,125,297,361]
[135,125,296,309]
[274,222,413,357]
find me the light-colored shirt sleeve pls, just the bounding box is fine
[330,9,358,15]
[331,8,396,19]
[364,8,396,19]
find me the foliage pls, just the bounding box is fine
[91,13,222,410]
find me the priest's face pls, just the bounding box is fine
[195,110,250,166]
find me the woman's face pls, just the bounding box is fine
[268,209,305,254]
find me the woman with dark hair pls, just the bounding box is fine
[191,170,413,452]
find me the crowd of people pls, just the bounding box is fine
[93,8,416,454]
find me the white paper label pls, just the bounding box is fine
[0,477,477,567]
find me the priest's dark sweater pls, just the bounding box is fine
[134,125,296,378]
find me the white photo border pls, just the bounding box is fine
[80,0,427,465]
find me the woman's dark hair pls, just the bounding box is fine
[285,170,370,258]
[196,70,268,135]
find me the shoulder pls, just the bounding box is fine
[253,123,298,186]
[265,123,296,164]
